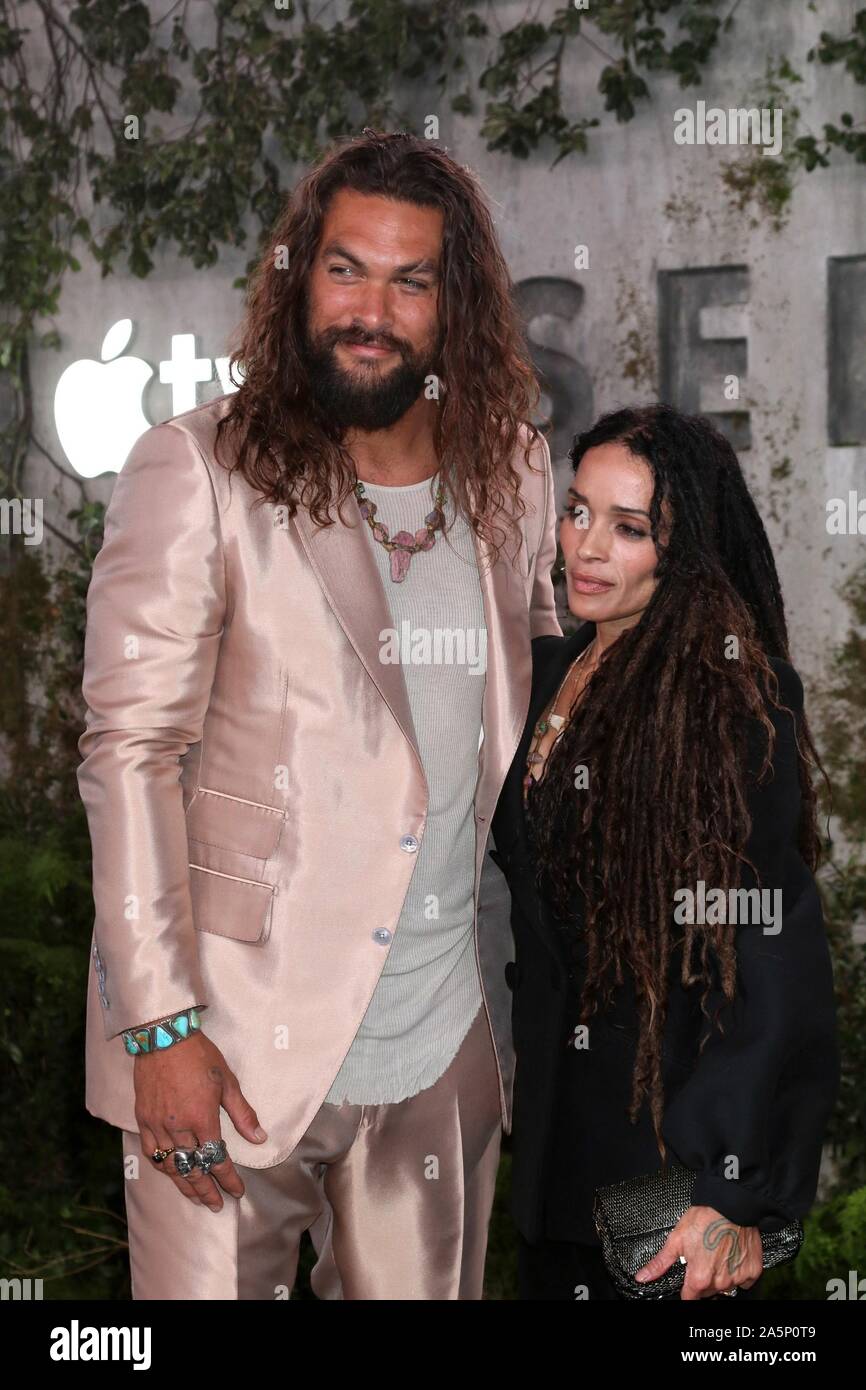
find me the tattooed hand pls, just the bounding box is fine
[133,1031,268,1212]
[634,1206,763,1299]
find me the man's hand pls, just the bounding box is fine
[634,1205,763,1299]
[133,1031,267,1212]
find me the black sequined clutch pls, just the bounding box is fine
[593,1164,803,1300]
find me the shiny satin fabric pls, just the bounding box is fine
[79,392,561,1170]
[122,1004,502,1299]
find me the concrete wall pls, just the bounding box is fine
[25,0,866,690]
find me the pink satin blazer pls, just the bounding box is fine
[78,393,562,1167]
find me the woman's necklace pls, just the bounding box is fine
[523,638,597,806]
[354,475,447,583]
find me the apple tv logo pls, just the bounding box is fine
[54,319,241,477]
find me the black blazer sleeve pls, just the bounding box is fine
[660,659,840,1230]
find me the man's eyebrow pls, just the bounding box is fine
[568,487,651,519]
[395,257,439,276]
[320,242,439,277]
[321,241,364,266]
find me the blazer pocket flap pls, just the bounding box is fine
[189,864,275,943]
[185,787,285,860]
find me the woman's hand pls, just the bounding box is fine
[634,1205,763,1300]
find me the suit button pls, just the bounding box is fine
[505,961,521,990]
[399,835,419,853]
[372,928,392,945]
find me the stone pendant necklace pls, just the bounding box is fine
[522,639,596,806]
[354,475,447,583]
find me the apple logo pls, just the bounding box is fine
[54,319,153,477]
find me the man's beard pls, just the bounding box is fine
[300,318,442,431]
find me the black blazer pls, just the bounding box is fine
[490,624,840,1245]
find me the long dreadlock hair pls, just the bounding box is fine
[530,403,824,1157]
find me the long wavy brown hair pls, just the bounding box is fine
[529,404,826,1158]
[213,128,541,561]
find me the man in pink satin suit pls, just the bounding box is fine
[78,128,561,1300]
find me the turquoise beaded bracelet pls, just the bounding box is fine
[121,1006,203,1056]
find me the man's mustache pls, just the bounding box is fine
[323,325,412,357]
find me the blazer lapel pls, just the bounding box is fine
[291,494,423,771]
[291,474,534,799]
[498,621,596,866]
[467,477,533,824]
[491,621,595,966]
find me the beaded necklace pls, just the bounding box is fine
[354,475,447,583]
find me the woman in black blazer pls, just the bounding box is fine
[491,403,839,1301]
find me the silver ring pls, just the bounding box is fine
[173,1147,199,1178]
[721,1288,739,1297]
[195,1138,228,1174]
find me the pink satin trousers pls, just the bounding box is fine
[121,1005,503,1299]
